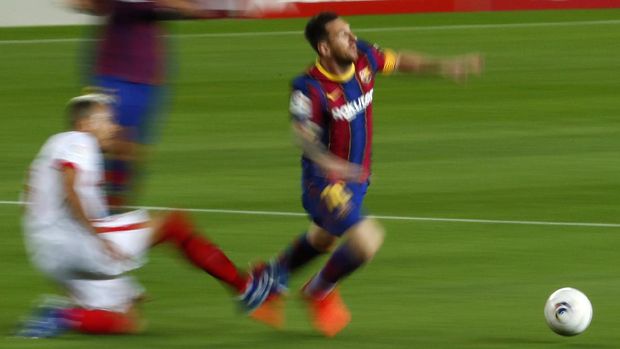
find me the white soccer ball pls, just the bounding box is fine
[544,287,593,336]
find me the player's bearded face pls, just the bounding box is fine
[326,19,358,65]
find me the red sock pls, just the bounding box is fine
[158,211,249,293]
[63,308,137,334]
[156,211,194,246]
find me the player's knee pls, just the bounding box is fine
[307,227,338,252]
[349,219,385,261]
[151,210,192,246]
[108,137,138,161]
[362,225,385,261]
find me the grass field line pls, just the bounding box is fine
[2,19,620,45]
[2,200,619,228]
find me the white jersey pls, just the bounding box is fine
[24,131,108,229]
[22,130,151,312]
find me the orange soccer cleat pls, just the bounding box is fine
[250,293,286,329]
[248,260,289,329]
[302,288,351,337]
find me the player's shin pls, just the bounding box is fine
[304,244,364,299]
[155,211,249,293]
[300,243,365,337]
[104,156,133,212]
[305,219,384,298]
[64,308,140,334]
[277,232,326,275]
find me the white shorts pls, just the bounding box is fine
[24,210,153,312]
[68,276,146,312]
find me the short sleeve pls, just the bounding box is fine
[55,137,94,171]
[289,76,326,127]
[357,40,398,75]
[290,89,312,121]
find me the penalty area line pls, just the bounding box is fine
[1,200,619,228]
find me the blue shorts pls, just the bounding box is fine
[94,76,165,144]
[302,177,369,236]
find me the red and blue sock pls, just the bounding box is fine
[278,233,324,274]
[104,158,132,211]
[304,244,364,299]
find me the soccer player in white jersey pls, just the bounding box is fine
[18,93,277,338]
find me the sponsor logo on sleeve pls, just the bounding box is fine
[290,90,312,119]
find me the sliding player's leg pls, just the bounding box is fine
[152,211,277,312]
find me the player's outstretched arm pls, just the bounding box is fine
[158,0,280,19]
[65,0,109,15]
[291,120,364,182]
[155,0,219,18]
[395,51,484,83]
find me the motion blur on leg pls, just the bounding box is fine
[17,93,277,338]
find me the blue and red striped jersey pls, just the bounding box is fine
[289,40,398,181]
[95,0,165,85]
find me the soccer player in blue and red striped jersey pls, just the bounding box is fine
[69,0,226,210]
[252,12,483,336]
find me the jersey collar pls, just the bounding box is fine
[315,59,355,83]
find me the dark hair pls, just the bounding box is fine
[305,12,339,53]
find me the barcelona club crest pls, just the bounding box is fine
[359,67,372,84]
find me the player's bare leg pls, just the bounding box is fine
[104,130,141,213]
[251,223,337,328]
[302,218,385,337]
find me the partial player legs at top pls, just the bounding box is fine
[92,78,165,211]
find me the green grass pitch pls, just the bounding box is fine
[1,9,619,348]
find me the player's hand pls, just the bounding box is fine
[441,53,484,83]
[323,156,365,183]
[99,237,129,261]
[66,0,109,15]
[239,0,286,17]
